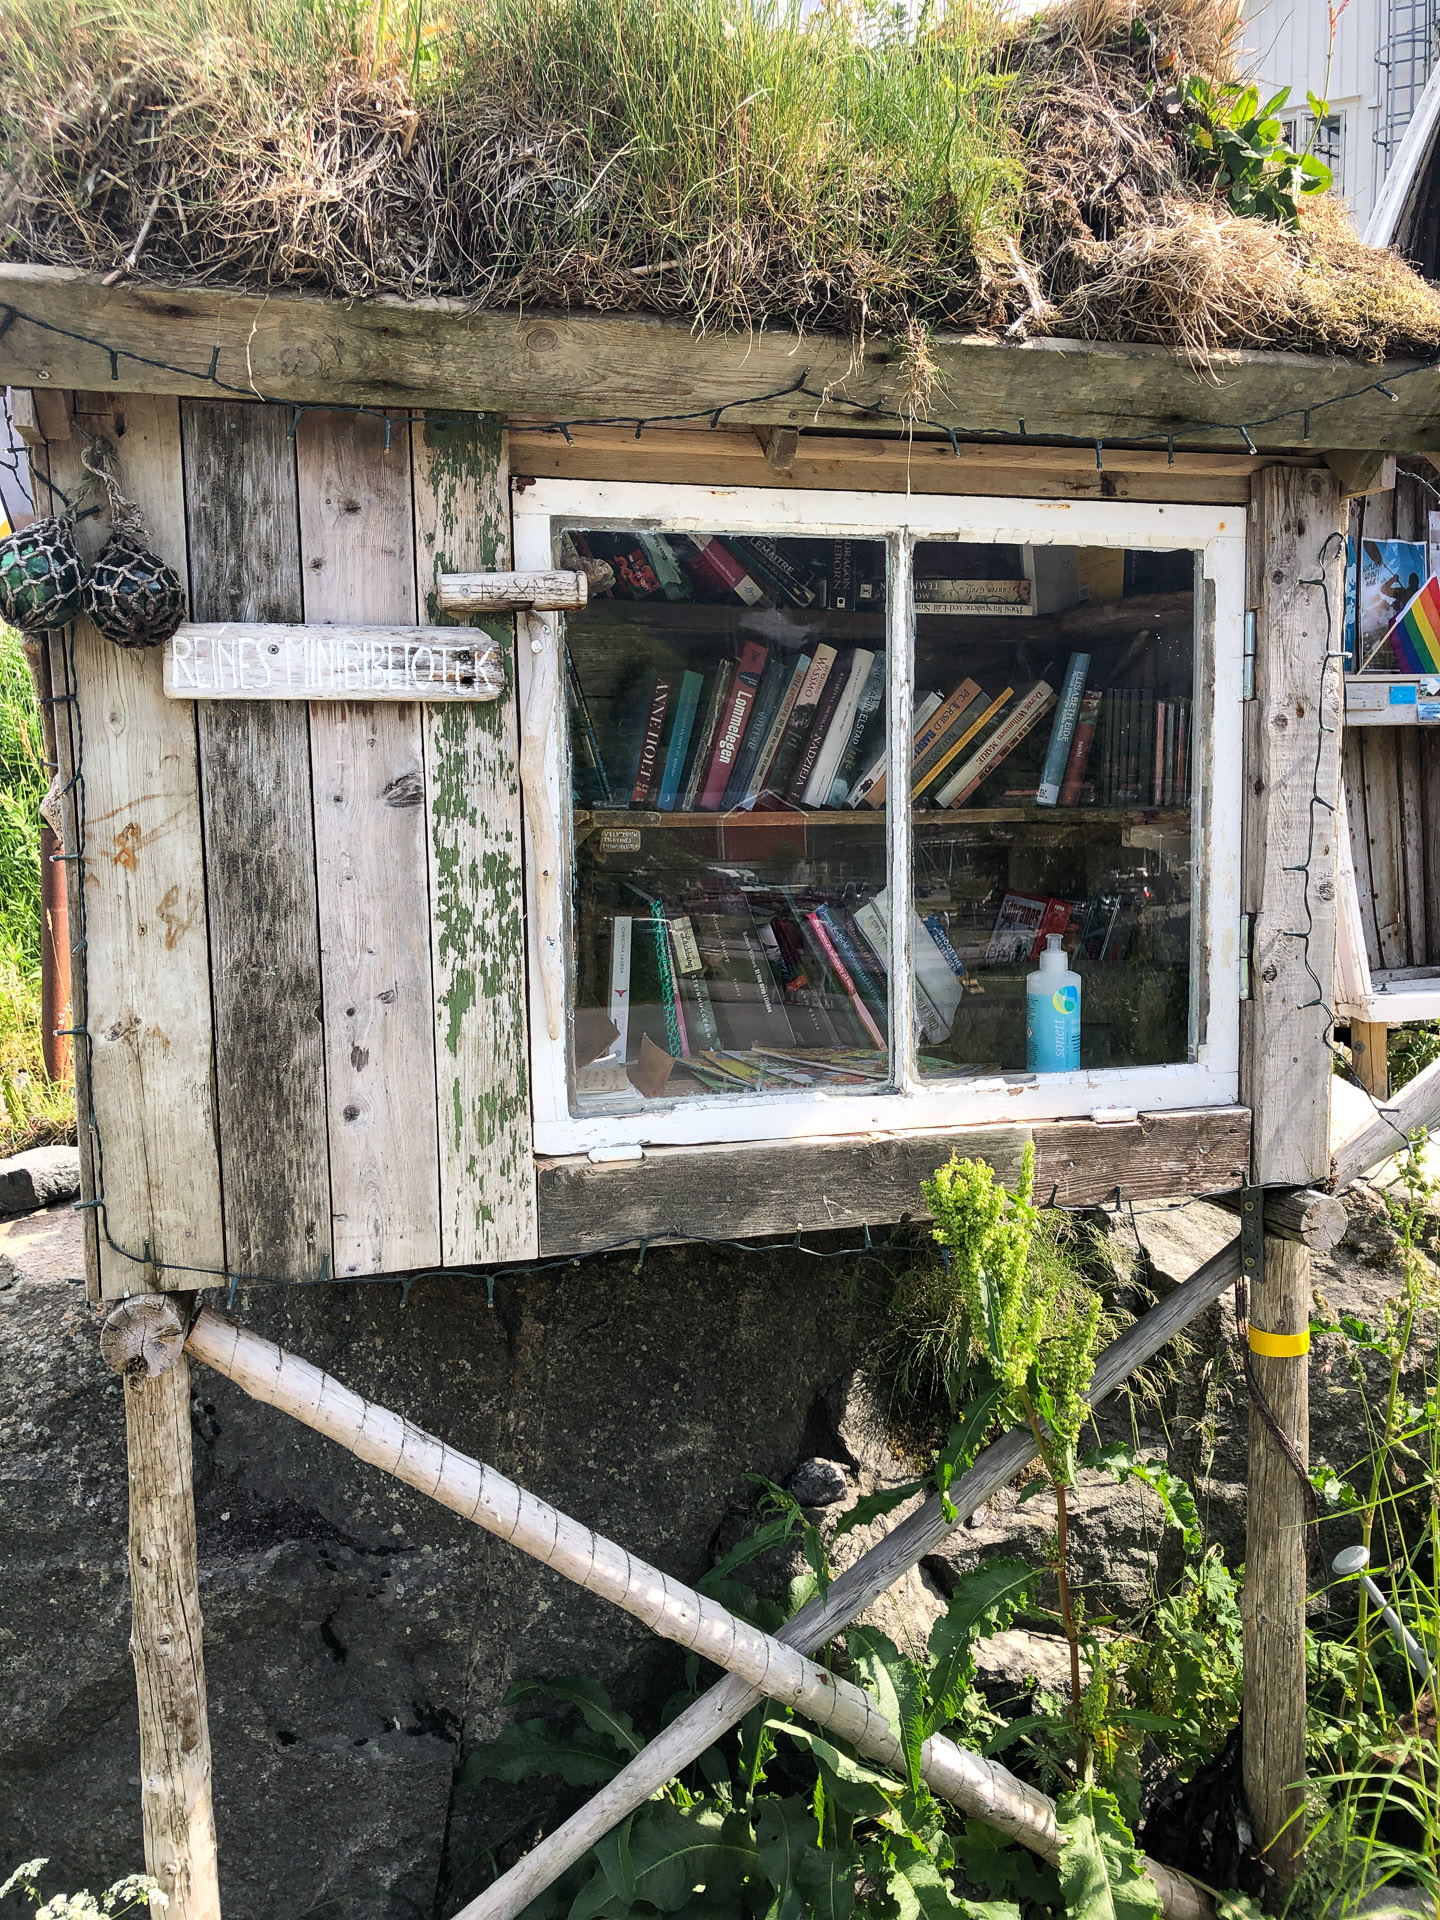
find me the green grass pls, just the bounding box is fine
[0,626,75,1155]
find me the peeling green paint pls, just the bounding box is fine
[420,411,536,1259]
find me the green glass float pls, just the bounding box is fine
[83,528,187,649]
[0,515,85,632]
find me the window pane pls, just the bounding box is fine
[560,528,890,1117]
[905,543,1195,1080]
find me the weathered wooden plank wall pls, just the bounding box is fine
[183,399,332,1281]
[35,390,535,1296]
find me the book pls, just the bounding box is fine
[627,896,688,1059]
[933,681,1056,808]
[922,914,979,996]
[756,645,837,806]
[721,655,790,809]
[908,678,985,795]
[1035,653,1090,807]
[1097,690,1115,806]
[636,533,693,601]
[678,663,734,812]
[830,539,856,610]
[828,653,887,806]
[685,534,768,606]
[854,891,963,1038]
[1057,688,1101,806]
[729,536,821,608]
[743,654,812,806]
[670,916,721,1051]
[814,903,889,1040]
[1137,689,1155,807]
[806,909,885,1049]
[762,915,847,1049]
[632,671,675,805]
[914,577,1030,607]
[604,915,632,1062]
[693,910,796,1050]
[699,640,769,809]
[985,891,1073,966]
[608,670,672,807]
[850,689,942,809]
[911,685,1007,802]
[803,649,876,806]
[656,670,705,811]
[1152,697,1166,810]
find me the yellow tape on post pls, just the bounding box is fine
[1248,1326,1311,1358]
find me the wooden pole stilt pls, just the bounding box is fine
[1241,1237,1312,1906]
[103,1296,221,1920]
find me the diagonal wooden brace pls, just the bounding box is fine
[454,1236,1243,1920]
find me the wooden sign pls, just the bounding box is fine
[164,623,505,701]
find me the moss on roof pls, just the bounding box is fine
[3,0,1439,364]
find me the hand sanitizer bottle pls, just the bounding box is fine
[1026,934,1081,1072]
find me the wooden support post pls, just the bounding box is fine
[1242,1239,1311,1905]
[1350,1018,1391,1099]
[1211,1185,1347,1249]
[102,1297,221,1920]
[1241,464,1344,1902]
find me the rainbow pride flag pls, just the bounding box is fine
[1386,573,1440,672]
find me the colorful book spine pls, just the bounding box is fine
[923,914,976,995]
[804,649,875,806]
[908,678,985,795]
[743,654,811,806]
[814,902,889,1037]
[806,910,886,1049]
[912,687,1013,803]
[852,689,942,810]
[792,651,860,804]
[636,533,693,601]
[1153,698,1167,810]
[934,682,1056,809]
[1057,689,1102,806]
[679,662,734,811]
[914,577,1030,607]
[699,641,769,809]
[632,672,674,805]
[1138,689,1155,808]
[756,646,835,805]
[729,536,820,607]
[828,653,887,806]
[685,534,768,605]
[1035,653,1090,806]
[656,670,704,811]
[604,916,631,1062]
[721,655,789,809]
[830,539,856,610]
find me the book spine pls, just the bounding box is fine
[729,535,819,607]
[1152,697,1166,810]
[743,654,811,805]
[1176,699,1190,803]
[565,648,612,805]
[635,533,693,601]
[758,646,836,804]
[646,906,687,1059]
[1097,692,1114,807]
[1139,689,1156,808]
[699,642,768,809]
[1125,690,1141,804]
[828,654,887,805]
[908,678,983,786]
[1057,689,1101,806]
[685,535,767,605]
[788,655,851,803]
[856,689,943,810]
[815,903,889,1033]
[1035,653,1090,806]
[1029,897,1074,963]
[806,911,886,1049]
[721,657,786,809]
[656,671,704,812]
[913,688,1013,801]
[830,539,856,610]
[605,915,632,1062]
[805,650,875,806]
[632,674,673,805]
[678,664,732,812]
[936,683,1056,808]
[914,578,1030,605]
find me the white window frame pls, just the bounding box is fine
[513,479,1245,1156]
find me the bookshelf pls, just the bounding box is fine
[578,806,1193,831]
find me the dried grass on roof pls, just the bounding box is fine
[1,0,1438,362]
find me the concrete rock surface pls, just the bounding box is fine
[0,1143,81,1217]
[1,1183,1428,1916]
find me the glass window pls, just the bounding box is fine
[560,527,891,1116]
[906,542,1194,1081]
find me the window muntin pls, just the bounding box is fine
[512,482,1242,1154]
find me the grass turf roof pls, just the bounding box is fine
[2,0,1439,367]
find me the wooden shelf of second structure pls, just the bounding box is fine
[577,807,1193,831]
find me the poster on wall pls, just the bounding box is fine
[1345,538,1427,669]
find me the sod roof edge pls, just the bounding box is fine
[0,262,1435,455]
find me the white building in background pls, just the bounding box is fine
[1244,0,1438,231]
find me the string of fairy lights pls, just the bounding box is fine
[0,292,1424,1308]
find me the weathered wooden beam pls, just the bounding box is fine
[1331,1048,1440,1187]
[102,1295,220,1920]
[163,622,504,701]
[754,425,799,473]
[179,1306,1212,1913]
[1210,1185,1347,1249]
[462,1236,1242,1920]
[1349,1019,1391,1100]
[1324,450,1397,496]
[535,1108,1252,1253]
[1242,1239,1311,1903]
[2,266,1440,451]
[435,568,587,613]
[1242,467,1345,1186]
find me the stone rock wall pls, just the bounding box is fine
[0,1189,1429,1918]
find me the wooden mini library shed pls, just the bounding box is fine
[6,260,1437,1918]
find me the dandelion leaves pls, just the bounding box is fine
[1055,1786,1163,1920]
